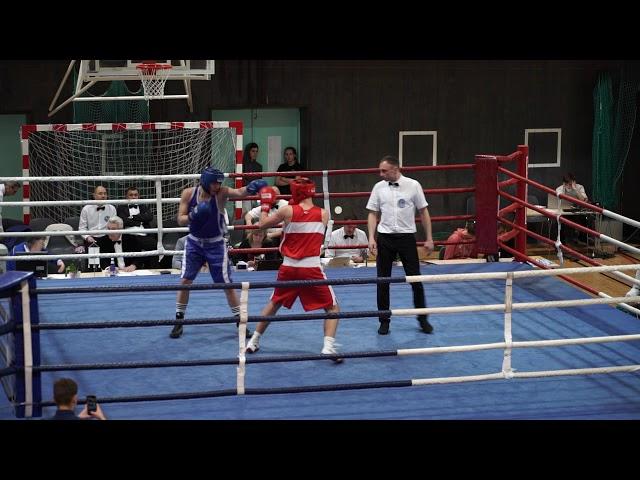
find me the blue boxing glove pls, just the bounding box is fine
[246,179,269,195]
[189,201,212,226]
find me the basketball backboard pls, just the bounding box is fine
[48,60,215,117]
[82,60,215,80]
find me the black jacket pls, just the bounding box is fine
[96,234,146,269]
[116,203,153,229]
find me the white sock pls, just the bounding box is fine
[323,336,335,348]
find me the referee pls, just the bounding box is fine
[366,155,434,335]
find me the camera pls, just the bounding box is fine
[86,395,97,414]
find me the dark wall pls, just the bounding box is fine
[2,59,633,232]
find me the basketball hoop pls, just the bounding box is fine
[136,63,173,99]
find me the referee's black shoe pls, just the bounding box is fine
[377,320,390,335]
[418,315,433,334]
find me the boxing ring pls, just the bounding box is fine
[2,260,640,420]
[1,125,640,419]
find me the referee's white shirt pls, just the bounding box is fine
[366,175,428,234]
[79,204,117,239]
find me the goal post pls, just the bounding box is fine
[20,121,244,224]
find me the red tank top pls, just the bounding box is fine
[280,205,325,259]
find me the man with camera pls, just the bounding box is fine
[47,378,107,420]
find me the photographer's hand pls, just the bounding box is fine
[79,403,107,420]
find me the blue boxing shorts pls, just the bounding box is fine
[181,234,233,283]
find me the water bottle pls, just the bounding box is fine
[109,258,116,277]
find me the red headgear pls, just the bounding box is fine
[289,178,316,205]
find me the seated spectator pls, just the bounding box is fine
[556,172,589,203]
[79,185,117,248]
[443,222,478,260]
[244,186,287,243]
[231,229,279,269]
[96,215,152,271]
[172,235,187,270]
[116,185,157,250]
[326,220,369,263]
[172,235,209,272]
[117,186,153,230]
[47,378,106,420]
[7,236,65,273]
[0,181,21,234]
[555,173,591,245]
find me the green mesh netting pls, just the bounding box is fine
[72,68,149,124]
[592,73,615,209]
[592,68,639,211]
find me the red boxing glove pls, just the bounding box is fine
[259,186,277,213]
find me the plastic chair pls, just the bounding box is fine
[526,194,551,241]
[1,224,32,251]
[29,217,56,234]
[63,216,80,231]
[45,223,81,248]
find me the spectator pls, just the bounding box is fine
[326,220,368,263]
[116,185,158,255]
[172,235,210,272]
[244,185,287,243]
[556,172,588,203]
[443,222,478,260]
[96,215,149,271]
[275,146,303,196]
[172,235,187,270]
[242,143,263,213]
[117,186,154,230]
[47,378,106,420]
[8,236,65,273]
[79,185,117,247]
[555,173,590,245]
[231,229,279,268]
[0,181,21,234]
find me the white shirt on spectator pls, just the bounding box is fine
[246,199,288,236]
[326,227,368,259]
[555,183,588,202]
[366,174,428,234]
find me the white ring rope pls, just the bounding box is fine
[502,272,514,378]
[236,282,250,396]
[20,280,33,418]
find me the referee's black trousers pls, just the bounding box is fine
[376,232,425,321]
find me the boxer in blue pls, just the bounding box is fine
[170,166,267,338]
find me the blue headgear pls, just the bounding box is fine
[200,167,225,191]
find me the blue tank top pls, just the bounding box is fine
[188,187,227,239]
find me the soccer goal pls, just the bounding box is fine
[20,121,244,224]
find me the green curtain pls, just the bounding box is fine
[592,67,639,211]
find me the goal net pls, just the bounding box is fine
[21,121,243,223]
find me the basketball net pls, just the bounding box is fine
[136,63,173,99]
